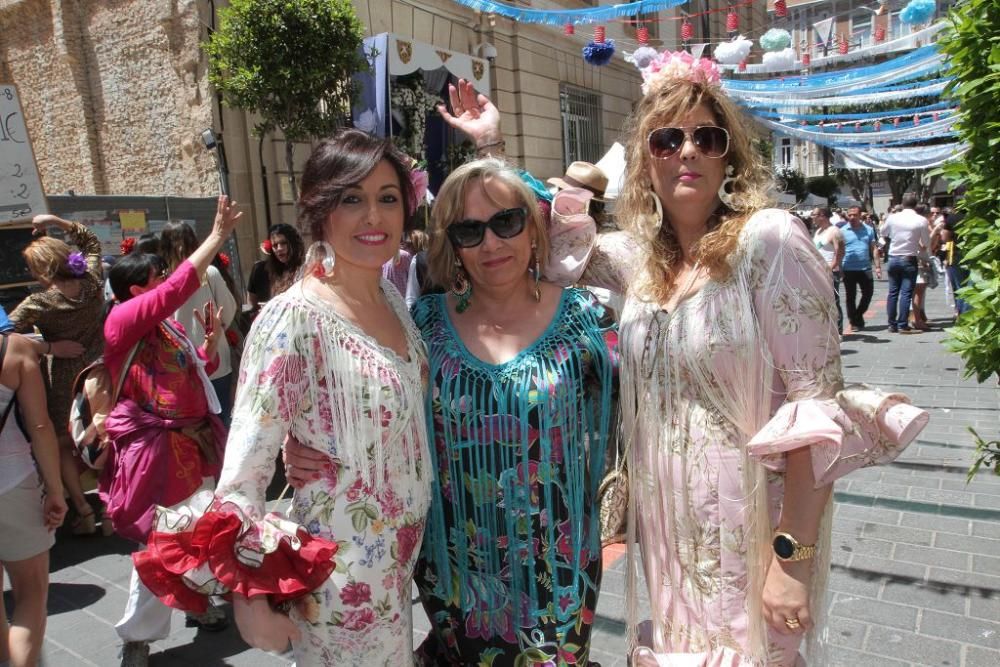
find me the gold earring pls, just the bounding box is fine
[531,241,541,302]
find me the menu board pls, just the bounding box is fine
[0,84,47,225]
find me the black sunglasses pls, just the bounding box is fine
[447,208,528,248]
[647,125,730,159]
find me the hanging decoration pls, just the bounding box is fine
[583,26,616,66]
[838,34,849,55]
[834,143,967,171]
[564,23,574,36]
[446,0,688,26]
[715,35,753,65]
[726,8,740,34]
[681,19,694,44]
[900,0,936,25]
[763,48,796,71]
[738,59,747,72]
[760,28,792,52]
[802,52,811,67]
[637,25,650,45]
[875,26,886,43]
[774,0,788,18]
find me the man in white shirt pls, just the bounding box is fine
[881,193,931,333]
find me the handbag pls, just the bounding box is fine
[598,441,628,547]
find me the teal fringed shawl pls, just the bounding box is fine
[414,288,618,639]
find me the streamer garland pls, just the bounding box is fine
[446,0,687,26]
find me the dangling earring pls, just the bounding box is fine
[643,192,664,240]
[717,164,738,210]
[306,241,336,278]
[452,258,472,313]
[530,241,541,302]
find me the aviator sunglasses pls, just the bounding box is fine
[647,125,730,160]
[447,207,528,248]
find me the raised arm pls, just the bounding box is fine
[436,78,504,158]
[32,214,103,280]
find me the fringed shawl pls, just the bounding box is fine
[415,288,617,635]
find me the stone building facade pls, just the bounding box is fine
[1,0,678,276]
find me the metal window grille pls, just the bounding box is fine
[560,83,604,167]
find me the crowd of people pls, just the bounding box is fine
[1,54,936,667]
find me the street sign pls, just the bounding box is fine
[0,83,48,225]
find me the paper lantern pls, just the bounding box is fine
[637,25,650,45]
[874,120,882,131]
[564,23,575,36]
[875,26,886,42]
[681,20,693,42]
[836,123,843,129]
[819,121,825,128]
[933,111,940,121]
[775,0,788,18]
[894,117,900,127]
[838,34,849,54]
[594,26,606,44]
[715,36,753,64]
[738,59,747,72]
[913,114,920,126]
[802,52,811,67]
[727,9,740,34]
[854,122,861,132]
[583,27,615,66]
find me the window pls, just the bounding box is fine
[780,138,793,167]
[851,12,873,48]
[560,83,604,166]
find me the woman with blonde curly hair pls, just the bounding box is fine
[445,57,927,666]
[11,215,106,535]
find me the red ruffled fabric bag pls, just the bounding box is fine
[134,495,337,613]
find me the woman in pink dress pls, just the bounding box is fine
[441,60,928,666]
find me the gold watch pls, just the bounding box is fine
[772,532,817,562]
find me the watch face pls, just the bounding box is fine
[773,534,795,559]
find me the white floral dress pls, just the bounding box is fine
[547,204,928,666]
[137,280,432,666]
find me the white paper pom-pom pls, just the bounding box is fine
[714,36,753,65]
[762,47,796,71]
[625,46,660,70]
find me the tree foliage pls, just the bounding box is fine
[937,0,1000,385]
[204,0,367,197]
[807,175,839,202]
[777,167,808,202]
[835,168,875,212]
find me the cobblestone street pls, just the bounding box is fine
[12,277,1000,667]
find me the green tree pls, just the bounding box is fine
[807,175,839,204]
[835,168,875,211]
[777,167,809,202]
[204,0,367,199]
[937,0,1000,385]
[885,169,916,206]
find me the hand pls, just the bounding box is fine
[42,492,68,531]
[31,214,67,236]
[49,340,85,359]
[211,195,243,240]
[195,301,224,352]
[762,557,813,637]
[283,434,330,489]
[875,268,882,279]
[233,595,300,653]
[436,79,502,147]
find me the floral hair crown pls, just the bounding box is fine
[641,50,722,96]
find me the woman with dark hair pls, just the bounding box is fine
[159,221,238,425]
[246,222,305,309]
[101,198,242,665]
[133,129,432,664]
[11,214,106,535]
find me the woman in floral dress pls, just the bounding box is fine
[135,130,432,666]
[446,59,928,666]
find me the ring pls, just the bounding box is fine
[784,618,801,629]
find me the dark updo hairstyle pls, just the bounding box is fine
[134,233,161,256]
[296,128,415,246]
[108,253,167,303]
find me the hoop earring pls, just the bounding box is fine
[717,164,738,210]
[452,258,472,313]
[531,241,541,302]
[306,241,336,277]
[643,192,664,240]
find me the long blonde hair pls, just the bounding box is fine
[618,79,772,303]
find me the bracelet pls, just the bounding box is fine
[476,139,505,154]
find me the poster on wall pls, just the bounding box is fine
[0,84,48,225]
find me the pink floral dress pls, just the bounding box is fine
[547,202,928,667]
[136,281,432,666]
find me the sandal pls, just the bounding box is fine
[71,505,98,536]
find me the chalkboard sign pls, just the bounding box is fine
[0,225,36,288]
[0,84,47,225]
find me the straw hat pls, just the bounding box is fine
[547,162,610,201]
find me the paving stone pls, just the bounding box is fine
[918,610,1000,650]
[826,645,911,667]
[863,625,963,666]
[861,521,935,546]
[934,532,1000,557]
[907,487,976,506]
[829,595,918,631]
[824,615,869,650]
[971,521,1000,540]
[973,554,1000,577]
[893,543,971,572]
[836,503,902,526]
[901,513,971,536]
[966,646,1000,667]
[881,579,967,616]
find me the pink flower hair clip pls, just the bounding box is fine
[641,50,722,96]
